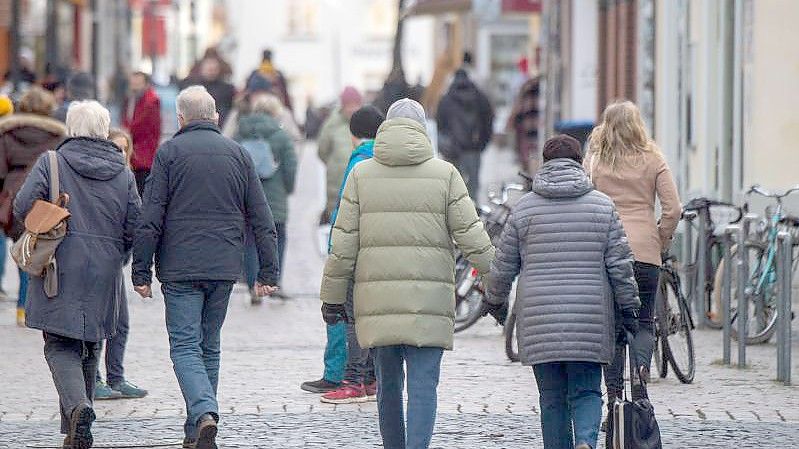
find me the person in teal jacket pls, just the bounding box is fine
[301,105,385,395]
[234,94,298,304]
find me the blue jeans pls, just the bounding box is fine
[162,281,234,439]
[533,362,603,449]
[323,322,347,383]
[374,345,444,449]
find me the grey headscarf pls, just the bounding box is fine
[386,98,426,126]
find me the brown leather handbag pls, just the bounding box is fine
[11,151,70,298]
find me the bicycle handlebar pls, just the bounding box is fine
[745,184,799,200]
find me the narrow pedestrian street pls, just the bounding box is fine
[1,143,798,448]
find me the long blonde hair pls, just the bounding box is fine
[588,100,658,170]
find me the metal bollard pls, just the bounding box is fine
[777,231,793,385]
[736,214,757,367]
[696,211,709,328]
[722,226,737,365]
[683,210,698,315]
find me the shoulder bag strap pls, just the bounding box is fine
[48,151,60,204]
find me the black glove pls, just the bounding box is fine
[321,303,348,325]
[622,308,640,338]
[482,299,509,326]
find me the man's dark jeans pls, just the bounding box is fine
[162,281,234,439]
[605,261,660,394]
[533,361,603,449]
[343,286,374,385]
[374,345,444,449]
[43,332,100,433]
[445,151,481,199]
[96,294,129,386]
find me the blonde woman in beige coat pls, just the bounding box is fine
[585,100,682,412]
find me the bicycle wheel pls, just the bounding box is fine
[652,334,668,379]
[725,241,779,344]
[658,272,696,384]
[504,310,519,362]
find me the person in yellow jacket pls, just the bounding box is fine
[320,98,494,449]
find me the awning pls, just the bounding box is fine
[406,0,472,16]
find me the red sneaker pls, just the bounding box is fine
[365,382,377,401]
[320,382,367,404]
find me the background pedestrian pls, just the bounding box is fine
[0,86,66,325]
[122,71,161,197]
[319,105,384,405]
[235,93,297,303]
[436,68,494,199]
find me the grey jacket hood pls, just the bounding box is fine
[532,158,593,199]
[58,137,126,181]
[373,118,434,167]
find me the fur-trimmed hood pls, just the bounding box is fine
[0,113,66,138]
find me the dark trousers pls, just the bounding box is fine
[96,294,129,386]
[134,169,149,199]
[343,286,374,385]
[374,345,444,449]
[445,151,482,199]
[604,261,660,394]
[245,222,286,288]
[43,332,100,433]
[162,280,233,439]
[534,362,603,449]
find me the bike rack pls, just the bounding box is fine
[683,210,698,319]
[696,210,710,329]
[736,214,759,368]
[776,231,793,385]
[721,226,737,365]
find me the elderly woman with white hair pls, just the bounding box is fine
[14,100,141,449]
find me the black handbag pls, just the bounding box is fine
[608,333,663,449]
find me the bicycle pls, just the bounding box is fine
[455,175,531,334]
[712,185,799,344]
[681,198,743,328]
[653,249,696,383]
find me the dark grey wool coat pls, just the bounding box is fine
[15,137,140,342]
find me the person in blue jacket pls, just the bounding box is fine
[301,105,385,395]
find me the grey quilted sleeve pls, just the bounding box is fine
[604,209,641,311]
[487,214,522,306]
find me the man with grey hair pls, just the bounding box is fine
[132,85,280,449]
[320,98,493,448]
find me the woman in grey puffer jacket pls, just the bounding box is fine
[485,135,640,449]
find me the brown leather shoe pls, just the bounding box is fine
[195,413,218,449]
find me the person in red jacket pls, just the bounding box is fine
[123,71,161,196]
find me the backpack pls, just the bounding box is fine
[241,138,279,179]
[11,151,70,298]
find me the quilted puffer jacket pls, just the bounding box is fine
[487,158,640,366]
[320,117,494,350]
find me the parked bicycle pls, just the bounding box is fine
[455,174,532,334]
[681,197,743,328]
[713,185,799,344]
[653,249,696,383]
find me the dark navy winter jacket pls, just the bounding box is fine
[132,121,279,286]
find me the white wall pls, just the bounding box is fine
[568,0,597,121]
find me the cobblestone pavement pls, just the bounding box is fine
[2,143,799,448]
